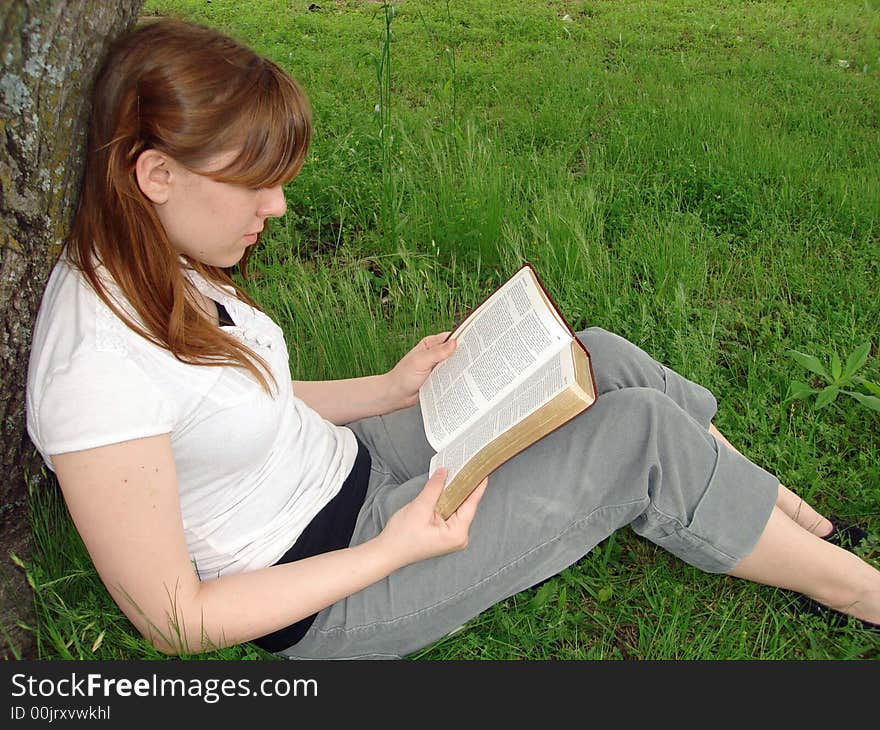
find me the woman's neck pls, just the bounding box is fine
[188,288,220,326]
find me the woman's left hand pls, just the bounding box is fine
[385,332,457,409]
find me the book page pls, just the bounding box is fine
[419,267,572,451]
[428,346,576,483]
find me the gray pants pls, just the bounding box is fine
[279,327,779,659]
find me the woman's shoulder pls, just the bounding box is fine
[26,259,179,464]
[33,256,123,357]
[33,257,98,355]
[28,256,153,403]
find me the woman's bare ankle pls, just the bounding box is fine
[801,577,880,627]
[775,487,833,537]
[808,515,834,538]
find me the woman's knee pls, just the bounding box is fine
[556,387,704,483]
[576,328,666,395]
[576,326,623,356]
[539,388,703,520]
[593,385,681,427]
[579,387,717,482]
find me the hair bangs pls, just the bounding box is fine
[207,64,311,189]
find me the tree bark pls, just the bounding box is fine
[0,0,144,659]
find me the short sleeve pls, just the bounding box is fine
[32,349,177,463]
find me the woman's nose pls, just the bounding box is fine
[258,186,287,218]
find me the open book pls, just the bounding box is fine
[419,264,598,519]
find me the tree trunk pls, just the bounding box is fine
[0,0,144,659]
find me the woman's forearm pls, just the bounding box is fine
[152,537,401,655]
[292,333,455,425]
[292,374,404,424]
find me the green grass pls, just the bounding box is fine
[20,0,880,660]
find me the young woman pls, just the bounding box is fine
[26,19,879,660]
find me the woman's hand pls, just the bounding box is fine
[377,468,489,566]
[385,333,458,410]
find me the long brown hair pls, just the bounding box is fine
[68,19,312,393]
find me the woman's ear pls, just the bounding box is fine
[135,149,173,204]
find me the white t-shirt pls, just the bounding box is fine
[26,255,358,579]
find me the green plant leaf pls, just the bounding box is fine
[787,349,830,382]
[830,352,842,382]
[814,385,839,409]
[842,342,871,380]
[784,380,816,402]
[529,581,556,610]
[843,390,880,412]
[855,378,880,397]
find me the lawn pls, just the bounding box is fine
[22,0,880,660]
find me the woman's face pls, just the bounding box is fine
[153,150,287,268]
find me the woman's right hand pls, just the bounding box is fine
[377,468,489,567]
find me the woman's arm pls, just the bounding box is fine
[292,374,403,425]
[293,332,456,424]
[52,432,485,655]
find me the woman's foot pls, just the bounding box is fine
[818,516,869,550]
[795,592,880,632]
[795,520,877,631]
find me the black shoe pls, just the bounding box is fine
[795,593,880,632]
[819,516,869,550]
